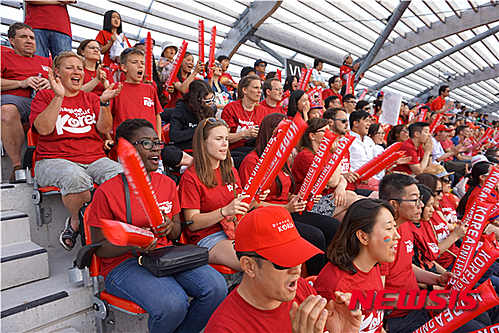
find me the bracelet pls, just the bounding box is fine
[220,207,226,218]
[436,274,442,286]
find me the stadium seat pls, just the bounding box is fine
[304,275,317,287]
[72,203,146,333]
[26,129,98,226]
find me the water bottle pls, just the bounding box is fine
[30,73,42,99]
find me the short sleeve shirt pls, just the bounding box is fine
[392,138,423,175]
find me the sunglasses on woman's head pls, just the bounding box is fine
[202,117,228,128]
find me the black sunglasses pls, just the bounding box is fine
[333,118,348,124]
[202,117,228,128]
[245,254,292,270]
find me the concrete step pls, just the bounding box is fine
[1,210,31,246]
[1,248,148,332]
[1,241,49,290]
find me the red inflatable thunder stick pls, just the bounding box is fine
[451,233,499,293]
[468,323,499,333]
[358,88,368,101]
[198,20,204,77]
[297,68,307,91]
[145,32,153,83]
[305,134,355,211]
[241,119,292,204]
[354,142,402,181]
[207,26,216,79]
[446,166,499,289]
[164,40,188,98]
[100,219,155,248]
[259,113,308,195]
[358,151,405,182]
[117,138,164,234]
[276,69,282,81]
[429,113,444,134]
[412,280,499,333]
[469,127,493,151]
[297,130,337,205]
[417,107,428,122]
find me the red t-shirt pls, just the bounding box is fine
[291,149,334,196]
[411,221,441,263]
[25,3,71,37]
[379,222,419,318]
[222,100,268,150]
[205,278,316,333]
[29,90,106,164]
[392,138,424,175]
[440,139,454,162]
[87,173,180,278]
[372,114,380,124]
[259,99,286,115]
[178,165,242,245]
[239,151,291,204]
[430,96,446,112]
[465,185,499,213]
[340,65,354,94]
[1,51,51,98]
[341,150,356,191]
[83,67,115,97]
[439,193,458,224]
[315,263,384,333]
[95,30,131,67]
[430,211,459,269]
[220,72,235,91]
[110,82,162,135]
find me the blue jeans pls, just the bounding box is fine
[33,29,71,58]
[105,258,227,333]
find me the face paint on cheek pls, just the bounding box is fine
[383,236,391,243]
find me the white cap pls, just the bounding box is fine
[471,155,488,167]
[161,41,178,54]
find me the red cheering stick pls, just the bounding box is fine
[207,26,216,79]
[117,138,164,234]
[259,113,308,193]
[297,130,337,204]
[354,142,402,180]
[358,151,405,181]
[429,113,443,134]
[300,69,313,91]
[100,219,155,248]
[276,69,282,81]
[447,199,494,289]
[164,40,188,98]
[306,87,320,105]
[306,134,355,211]
[469,127,493,151]
[241,119,291,205]
[317,87,323,107]
[346,72,353,94]
[297,68,307,91]
[451,233,499,293]
[280,90,291,104]
[412,280,499,333]
[358,88,368,101]
[489,202,499,218]
[145,32,153,83]
[198,20,205,77]
[417,107,427,122]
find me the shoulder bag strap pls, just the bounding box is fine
[120,172,132,225]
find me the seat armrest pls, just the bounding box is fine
[22,146,36,169]
[74,243,101,269]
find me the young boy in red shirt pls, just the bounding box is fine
[106,48,162,146]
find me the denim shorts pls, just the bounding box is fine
[196,231,228,250]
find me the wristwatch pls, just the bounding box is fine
[100,100,110,107]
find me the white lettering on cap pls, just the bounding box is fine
[272,218,295,232]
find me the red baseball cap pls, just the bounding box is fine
[235,206,323,267]
[434,125,452,133]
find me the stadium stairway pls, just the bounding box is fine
[1,154,148,332]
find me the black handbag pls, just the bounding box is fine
[120,173,209,277]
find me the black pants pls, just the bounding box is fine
[294,222,326,276]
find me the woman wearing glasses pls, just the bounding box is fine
[416,173,463,270]
[315,199,400,333]
[87,118,227,333]
[291,118,358,222]
[179,118,266,270]
[169,80,215,151]
[205,60,232,111]
[29,51,123,251]
[77,39,114,97]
